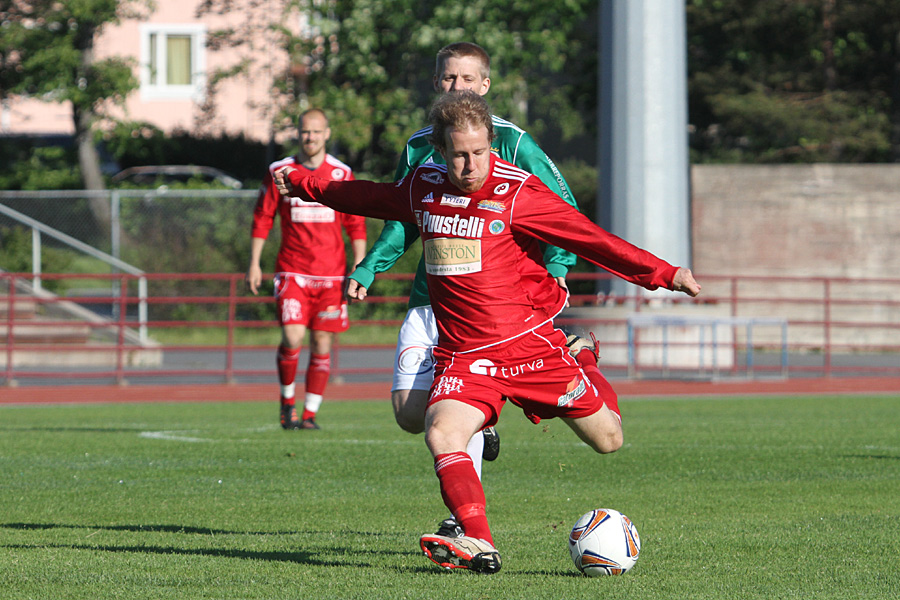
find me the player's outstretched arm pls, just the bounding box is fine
[274,166,298,196]
[672,267,701,297]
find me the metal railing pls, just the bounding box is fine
[2,271,899,387]
[0,200,149,343]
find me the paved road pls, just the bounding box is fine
[3,345,898,388]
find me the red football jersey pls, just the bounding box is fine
[252,154,366,278]
[292,154,678,352]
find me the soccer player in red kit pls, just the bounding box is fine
[275,91,701,570]
[246,108,367,430]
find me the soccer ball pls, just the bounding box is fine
[568,508,641,576]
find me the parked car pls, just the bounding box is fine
[111,165,243,189]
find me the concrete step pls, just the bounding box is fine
[0,297,38,319]
[0,322,92,344]
[0,343,163,368]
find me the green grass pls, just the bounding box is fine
[1,394,898,599]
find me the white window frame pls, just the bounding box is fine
[139,23,207,101]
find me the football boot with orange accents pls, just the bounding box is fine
[280,404,300,430]
[300,417,320,430]
[420,534,502,574]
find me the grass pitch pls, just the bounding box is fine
[1,393,898,599]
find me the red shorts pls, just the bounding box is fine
[274,274,349,332]
[428,323,614,427]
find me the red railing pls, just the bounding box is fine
[2,272,900,386]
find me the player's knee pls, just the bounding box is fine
[395,410,425,434]
[392,389,425,434]
[580,420,623,454]
[593,429,623,454]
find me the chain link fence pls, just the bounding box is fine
[0,190,411,327]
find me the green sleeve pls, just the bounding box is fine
[510,132,579,276]
[348,145,421,288]
[348,220,421,288]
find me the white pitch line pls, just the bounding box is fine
[139,431,212,443]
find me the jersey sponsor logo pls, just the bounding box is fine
[469,359,498,376]
[420,211,485,238]
[557,376,587,408]
[493,182,510,195]
[477,199,506,213]
[275,275,336,292]
[500,358,544,378]
[288,197,336,223]
[423,238,482,275]
[398,346,433,374]
[291,276,336,289]
[331,168,347,180]
[421,192,435,203]
[433,375,465,396]
[421,171,444,185]
[489,220,505,234]
[440,194,471,208]
[316,305,345,321]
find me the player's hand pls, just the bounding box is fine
[246,264,263,295]
[672,267,701,297]
[555,276,570,308]
[274,166,298,196]
[346,279,368,301]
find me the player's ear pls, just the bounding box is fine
[480,77,491,95]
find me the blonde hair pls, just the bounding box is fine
[428,90,494,150]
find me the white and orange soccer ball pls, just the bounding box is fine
[568,508,641,576]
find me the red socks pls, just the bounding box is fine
[306,353,331,395]
[277,346,300,407]
[277,346,300,386]
[434,452,492,544]
[575,350,621,418]
[278,348,331,420]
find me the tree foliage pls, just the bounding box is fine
[198,0,597,176]
[0,0,148,199]
[687,0,900,163]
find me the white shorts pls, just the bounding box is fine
[392,305,438,392]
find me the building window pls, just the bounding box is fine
[140,24,206,100]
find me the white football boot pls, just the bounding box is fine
[419,534,502,574]
[565,332,600,367]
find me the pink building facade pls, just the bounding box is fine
[1,1,299,143]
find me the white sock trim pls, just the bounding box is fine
[304,393,323,413]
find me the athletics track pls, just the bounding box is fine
[2,376,899,404]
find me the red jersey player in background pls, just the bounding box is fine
[275,91,700,572]
[246,108,367,430]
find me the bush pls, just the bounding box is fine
[0,225,75,292]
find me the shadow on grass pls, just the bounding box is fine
[842,454,900,460]
[1,522,421,568]
[2,522,265,535]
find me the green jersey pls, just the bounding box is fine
[349,115,579,308]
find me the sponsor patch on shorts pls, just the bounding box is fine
[557,376,587,407]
